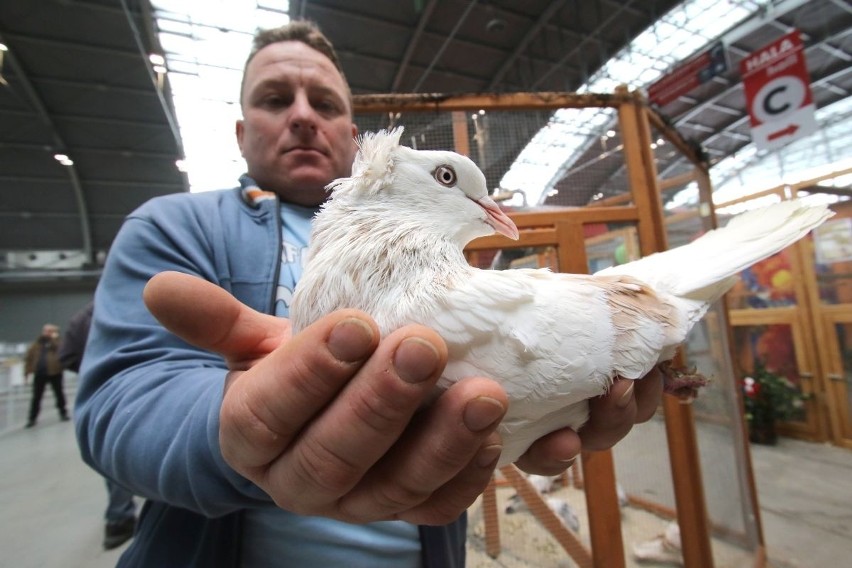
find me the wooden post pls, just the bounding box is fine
[500,465,594,568]
[555,220,627,567]
[451,111,470,156]
[615,85,667,257]
[581,450,626,567]
[482,478,501,558]
[620,89,715,567]
[662,396,715,567]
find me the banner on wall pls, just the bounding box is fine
[740,30,817,151]
[648,41,728,106]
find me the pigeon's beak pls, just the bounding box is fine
[476,196,520,240]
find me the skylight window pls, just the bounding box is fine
[151,0,289,192]
[498,0,766,206]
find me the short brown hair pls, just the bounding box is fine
[239,20,351,106]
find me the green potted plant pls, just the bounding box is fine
[741,360,805,445]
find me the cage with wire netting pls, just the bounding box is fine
[353,88,764,567]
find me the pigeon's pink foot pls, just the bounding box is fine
[659,362,709,401]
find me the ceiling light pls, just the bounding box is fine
[0,43,8,51]
[149,53,165,65]
[152,64,168,74]
[54,153,69,161]
[485,18,507,33]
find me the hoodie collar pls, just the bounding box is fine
[239,174,277,208]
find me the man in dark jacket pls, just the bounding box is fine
[60,302,137,550]
[24,323,68,427]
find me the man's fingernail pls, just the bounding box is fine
[617,383,635,408]
[394,337,439,383]
[464,397,505,432]
[477,444,503,468]
[328,318,374,362]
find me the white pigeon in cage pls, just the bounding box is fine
[291,127,832,466]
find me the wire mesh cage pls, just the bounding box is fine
[353,90,763,567]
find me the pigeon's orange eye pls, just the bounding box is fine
[433,165,457,186]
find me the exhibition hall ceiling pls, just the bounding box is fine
[0,0,849,281]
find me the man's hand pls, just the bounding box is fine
[514,372,663,476]
[144,271,661,517]
[144,271,507,525]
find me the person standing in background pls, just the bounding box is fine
[60,302,137,550]
[24,323,68,428]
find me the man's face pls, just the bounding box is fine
[236,41,358,206]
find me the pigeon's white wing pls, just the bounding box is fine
[423,268,679,464]
[426,268,537,346]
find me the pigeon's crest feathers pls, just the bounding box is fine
[328,127,404,197]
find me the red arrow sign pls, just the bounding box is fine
[767,123,800,142]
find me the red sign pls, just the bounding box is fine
[740,30,817,150]
[648,42,727,106]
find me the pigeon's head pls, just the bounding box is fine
[327,127,519,245]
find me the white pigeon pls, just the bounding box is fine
[505,494,582,534]
[291,127,832,466]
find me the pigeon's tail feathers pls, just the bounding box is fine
[597,200,832,303]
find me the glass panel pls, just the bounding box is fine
[731,324,807,424]
[727,250,799,309]
[813,218,852,306]
[585,223,640,273]
[483,247,557,271]
[614,303,761,563]
[834,322,852,437]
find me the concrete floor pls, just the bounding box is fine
[1,407,851,567]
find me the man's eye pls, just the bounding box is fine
[314,99,339,113]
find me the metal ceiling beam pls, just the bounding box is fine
[0,269,103,283]
[337,45,488,87]
[487,0,569,91]
[826,0,852,15]
[1,32,142,59]
[657,61,852,181]
[24,75,160,97]
[390,0,439,92]
[679,58,852,155]
[120,0,187,189]
[530,0,640,90]
[672,26,852,129]
[0,211,127,220]
[410,0,478,92]
[0,30,93,264]
[302,2,514,61]
[0,173,185,189]
[3,108,175,129]
[0,141,182,160]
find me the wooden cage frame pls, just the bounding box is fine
[353,88,765,567]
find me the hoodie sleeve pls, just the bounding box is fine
[74,193,273,518]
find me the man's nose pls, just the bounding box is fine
[288,92,317,131]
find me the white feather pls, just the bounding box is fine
[291,129,832,466]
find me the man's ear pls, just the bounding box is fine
[235,119,245,156]
[351,123,358,139]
